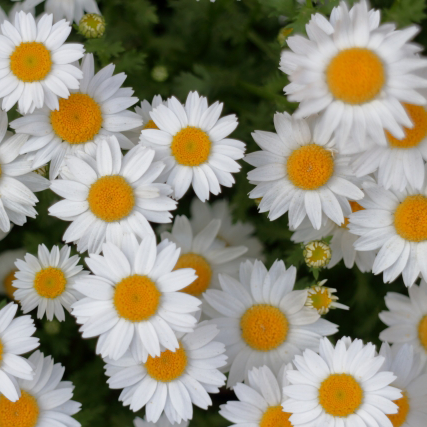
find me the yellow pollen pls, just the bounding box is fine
[0,391,40,427]
[341,201,365,229]
[88,176,135,222]
[287,144,334,190]
[240,304,288,352]
[113,275,160,322]
[143,119,159,130]
[145,344,187,382]
[260,406,293,427]
[309,288,332,312]
[319,374,363,417]
[171,126,211,166]
[418,316,427,351]
[3,270,18,300]
[34,267,67,299]
[326,48,385,104]
[10,42,52,82]
[394,195,427,242]
[174,253,212,296]
[50,93,103,144]
[387,392,410,427]
[387,104,427,149]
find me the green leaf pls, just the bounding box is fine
[383,0,426,26]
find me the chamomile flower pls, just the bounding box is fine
[12,54,142,179]
[280,0,427,151]
[204,259,338,387]
[305,280,349,315]
[246,112,363,229]
[72,236,201,361]
[0,12,84,114]
[161,215,248,298]
[12,244,87,322]
[282,337,402,427]
[0,302,39,402]
[140,91,245,201]
[49,136,176,255]
[104,322,227,423]
[0,350,81,427]
[45,0,100,23]
[0,249,26,300]
[134,415,189,427]
[303,240,332,268]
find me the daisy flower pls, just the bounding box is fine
[220,365,294,427]
[380,343,427,427]
[379,280,427,358]
[305,280,349,315]
[280,0,427,151]
[0,11,84,114]
[45,0,100,23]
[71,236,201,361]
[49,136,176,255]
[0,249,26,300]
[104,322,227,423]
[0,350,81,427]
[12,244,88,322]
[161,215,248,298]
[134,415,188,427]
[0,302,39,401]
[140,91,245,201]
[246,112,363,229]
[204,259,338,387]
[282,337,402,427]
[303,240,332,268]
[11,53,142,179]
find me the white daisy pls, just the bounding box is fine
[349,176,427,287]
[305,280,349,315]
[380,343,427,427]
[282,336,402,427]
[49,135,176,255]
[12,244,88,322]
[280,0,427,151]
[0,302,39,402]
[11,53,142,179]
[104,322,227,423]
[379,280,427,358]
[0,350,81,427]
[71,235,201,361]
[134,415,189,427]
[0,249,26,300]
[45,0,100,23]
[161,215,248,299]
[204,259,338,387]
[0,11,84,114]
[140,91,246,201]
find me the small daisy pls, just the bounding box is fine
[134,415,189,427]
[0,350,81,427]
[104,322,227,423]
[0,302,39,402]
[282,336,402,427]
[305,280,349,315]
[303,240,332,268]
[280,0,427,151]
[140,91,246,201]
[380,343,427,427]
[246,112,363,229]
[0,249,26,300]
[45,0,100,23]
[379,280,427,358]
[0,11,84,114]
[49,136,176,255]
[12,53,142,179]
[220,365,294,427]
[12,244,88,322]
[204,259,338,387]
[161,215,248,298]
[72,236,201,361]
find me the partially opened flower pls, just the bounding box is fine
[0,249,26,300]
[305,280,349,315]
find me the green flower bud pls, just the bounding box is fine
[79,13,106,39]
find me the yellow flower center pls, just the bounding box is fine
[50,93,103,144]
[319,374,363,417]
[0,339,3,362]
[143,119,159,130]
[3,270,18,300]
[387,104,427,149]
[174,253,212,296]
[326,48,385,105]
[113,275,161,322]
[145,344,187,382]
[387,392,410,427]
[286,144,334,190]
[341,201,365,229]
[394,195,427,242]
[240,304,289,352]
[260,405,293,427]
[0,391,40,427]
[88,176,135,223]
[308,288,332,312]
[171,126,211,166]
[418,315,427,351]
[10,42,52,82]
[34,267,67,299]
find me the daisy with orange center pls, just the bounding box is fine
[0,249,26,300]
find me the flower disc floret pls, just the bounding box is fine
[394,195,427,242]
[34,267,67,299]
[174,253,212,296]
[260,406,292,427]
[3,270,17,300]
[171,126,211,166]
[145,345,188,382]
[0,340,3,361]
[388,393,410,427]
[419,316,427,351]
[0,391,39,427]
